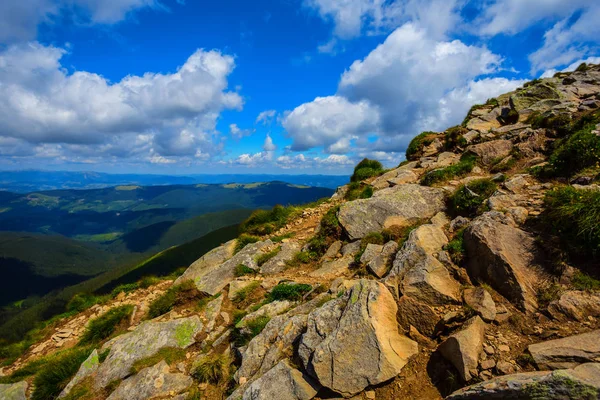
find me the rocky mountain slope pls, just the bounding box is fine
[1,63,600,400]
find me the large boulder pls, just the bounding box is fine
[466,140,513,165]
[59,349,100,398]
[396,295,438,336]
[194,240,273,295]
[107,361,192,400]
[299,280,418,397]
[548,291,600,322]
[464,212,540,312]
[386,224,460,305]
[242,360,319,400]
[174,240,236,286]
[447,363,600,399]
[438,316,486,381]
[528,330,600,370]
[95,316,203,389]
[338,184,446,240]
[463,287,496,322]
[0,381,28,400]
[260,241,301,275]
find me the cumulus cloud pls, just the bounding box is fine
[0,0,166,44]
[255,109,277,125]
[275,153,353,170]
[229,124,254,139]
[282,23,521,155]
[0,42,242,163]
[263,134,277,152]
[540,57,600,78]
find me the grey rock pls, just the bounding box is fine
[466,140,513,165]
[260,241,301,275]
[463,287,496,322]
[367,241,399,278]
[299,280,418,397]
[360,243,383,265]
[59,349,100,398]
[309,254,353,278]
[449,216,470,233]
[107,361,192,400]
[242,360,319,400]
[338,184,446,240]
[464,212,540,313]
[439,316,486,381]
[447,363,600,399]
[548,291,600,322]
[341,241,361,256]
[174,239,236,286]
[396,295,438,336]
[323,241,343,260]
[0,381,28,400]
[529,330,600,370]
[95,316,203,389]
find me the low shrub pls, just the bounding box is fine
[444,126,468,149]
[139,276,161,289]
[575,62,589,72]
[406,131,437,160]
[350,159,384,182]
[192,354,230,384]
[421,153,477,186]
[240,205,296,236]
[79,305,134,345]
[267,283,312,302]
[130,347,186,375]
[234,264,256,277]
[111,283,138,298]
[547,123,600,177]
[543,186,600,258]
[344,182,373,201]
[147,280,199,319]
[256,248,281,267]
[537,282,562,308]
[572,272,600,291]
[231,281,261,304]
[234,234,260,253]
[305,206,342,258]
[448,178,497,217]
[446,228,466,265]
[66,293,103,313]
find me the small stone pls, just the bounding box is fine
[480,359,496,370]
[484,345,495,355]
[498,345,510,353]
[365,390,376,399]
[496,361,516,375]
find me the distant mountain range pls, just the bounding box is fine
[0,170,349,192]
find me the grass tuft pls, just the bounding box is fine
[234,234,260,253]
[572,272,600,291]
[267,283,312,302]
[234,264,256,277]
[406,131,437,160]
[421,153,477,186]
[448,178,497,217]
[147,280,199,319]
[192,353,230,384]
[256,248,281,267]
[79,305,134,345]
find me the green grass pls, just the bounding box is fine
[271,233,293,242]
[256,248,281,267]
[231,315,271,346]
[537,282,562,308]
[267,283,312,302]
[572,272,600,291]
[543,186,600,258]
[421,153,477,186]
[444,126,468,149]
[406,131,437,160]
[232,281,261,304]
[147,280,199,319]
[344,182,374,201]
[234,234,260,253]
[461,98,499,126]
[79,305,134,345]
[240,205,298,236]
[446,228,466,265]
[304,206,342,258]
[448,178,497,217]
[350,158,384,182]
[192,354,230,384]
[234,264,256,277]
[130,347,186,375]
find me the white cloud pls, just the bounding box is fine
[255,109,277,125]
[229,124,253,139]
[275,153,353,170]
[0,42,242,163]
[0,0,166,44]
[540,57,600,78]
[263,134,277,152]
[282,96,380,151]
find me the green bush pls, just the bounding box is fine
[547,124,600,177]
[575,62,589,72]
[79,305,133,345]
[406,131,437,160]
[147,280,198,319]
[66,293,103,313]
[231,281,261,304]
[256,248,281,267]
[234,264,256,277]
[448,179,497,217]
[234,234,260,253]
[192,354,230,384]
[31,347,94,400]
[267,283,312,302]
[444,126,468,149]
[446,228,466,264]
[571,272,600,291]
[421,152,477,186]
[350,159,384,182]
[240,205,296,236]
[345,182,374,201]
[543,186,600,258]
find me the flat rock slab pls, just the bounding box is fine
[447,363,600,399]
[242,360,319,400]
[260,241,301,275]
[107,361,192,400]
[548,291,600,322]
[299,280,417,397]
[95,316,203,389]
[464,212,540,313]
[466,140,513,165]
[439,316,486,381]
[0,381,28,400]
[338,184,446,240]
[529,330,600,370]
[175,239,236,286]
[60,349,99,398]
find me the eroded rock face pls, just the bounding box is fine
[59,349,99,398]
[438,316,486,382]
[299,280,418,397]
[95,316,203,389]
[242,360,320,400]
[528,330,600,370]
[338,184,446,240]
[447,363,600,400]
[107,361,192,400]
[194,240,273,295]
[548,291,600,322]
[466,140,513,165]
[174,240,236,286]
[464,212,540,313]
[396,295,438,336]
[386,224,460,305]
[0,381,28,400]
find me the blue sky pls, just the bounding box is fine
[0,0,598,175]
